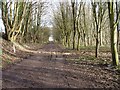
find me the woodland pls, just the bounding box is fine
[0,0,120,89]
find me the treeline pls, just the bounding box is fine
[0,0,49,43]
[52,0,120,66]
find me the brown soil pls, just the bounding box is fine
[2,42,120,89]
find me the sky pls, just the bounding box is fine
[0,9,5,32]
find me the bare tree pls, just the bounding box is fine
[108,1,119,66]
[91,1,107,57]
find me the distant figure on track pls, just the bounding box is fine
[49,35,54,42]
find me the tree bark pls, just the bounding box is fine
[108,2,119,66]
[72,1,76,49]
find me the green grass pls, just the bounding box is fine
[79,46,95,51]
[3,59,12,64]
[83,56,96,60]
[66,55,97,64]
[79,46,111,52]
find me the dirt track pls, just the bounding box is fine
[2,42,120,89]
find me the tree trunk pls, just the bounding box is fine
[118,30,120,51]
[77,33,80,50]
[95,37,99,58]
[108,2,119,66]
[100,30,103,46]
[110,25,119,66]
[95,24,99,58]
[116,2,120,51]
[72,1,76,49]
[1,2,9,40]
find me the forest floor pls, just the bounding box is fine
[1,40,120,89]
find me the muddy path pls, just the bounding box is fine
[2,42,120,89]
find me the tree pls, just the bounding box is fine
[108,1,119,66]
[71,0,77,49]
[91,1,107,57]
[1,1,29,41]
[52,1,73,47]
[116,1,120,50]
[76,2,83,50]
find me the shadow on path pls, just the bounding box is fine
[2,42,120,89]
